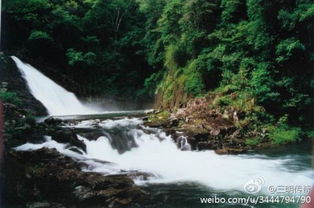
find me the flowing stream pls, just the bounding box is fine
[11,57,314,208]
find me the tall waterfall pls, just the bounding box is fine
[11,56,99,116]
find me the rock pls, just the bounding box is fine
[215,147,247,154]
[51,130,86,152]
[44,117,62,126]
[215,148,229,154]
[14,123,32,131]
[3,102,44,147]
[3,148,148,207]
[144,111,171,128]
[198,141,214,150]
[119,170,157,181]
[26,202,66,208]
[77,131,104,141]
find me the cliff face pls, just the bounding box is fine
[154,46,202,110]
[155,82,190,110]
[0,54,47,116]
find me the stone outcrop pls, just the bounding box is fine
[3,148,148,208]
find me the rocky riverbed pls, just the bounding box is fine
[2,103,152,208]
[2,103,314,208]
[4,148,148,208]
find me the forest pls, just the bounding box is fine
[1,1,314,207]
[2,0,314,143]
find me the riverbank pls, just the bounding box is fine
[145,94,313,154]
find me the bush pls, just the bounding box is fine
[66,49,96,66]
[305,131,314,139]
[213,95,232,107]
[142,71,164,97]
[29,30,53,41]
[183,61,204,96]
[269,125,301,144]
[245,138,260,146]
[0,89,22,106]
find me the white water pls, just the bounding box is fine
[9,56,314,194]
[11,56,99,116]
[15,118,314,194]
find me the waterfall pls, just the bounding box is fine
[11,56,99,116]
[178,136,192,151]
[15,118,314,193]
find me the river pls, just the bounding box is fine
[10,57,314,208]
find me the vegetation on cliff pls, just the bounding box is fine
[1,87,37,147]
[142,0,314,146]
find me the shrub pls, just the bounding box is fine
[269,125,301,144]
[183,61,204,96]
[213,95,232,107]
[66,49,96,66]
[29,30,53,41]
[0,89,22,106]
[245,138,260,146]
[305,131,314,139]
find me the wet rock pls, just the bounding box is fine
[26,202,66,208]
[44,117,63,126]
[198,141,215,150]
[3,148,148,207]
[119,170,157,181]
[215,147,247,154]
[78,131,104,141]
[51,130,86,152]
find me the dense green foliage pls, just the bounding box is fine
[3,0,152,99]
[3,0,314,141]
[0,88,22,106]
[139,0,314,131]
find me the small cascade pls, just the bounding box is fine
[15,118,314,193]
[177,136,192,151]
[11,56,100,116]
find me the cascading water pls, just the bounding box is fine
[15,118,314,195]
[9,56,314,207]
[11,56,99,116]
